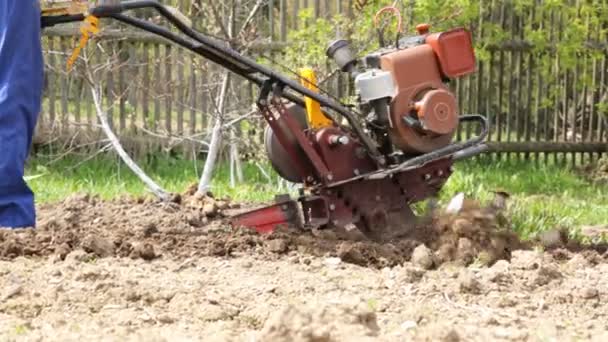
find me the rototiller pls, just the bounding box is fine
[41,0,489,238]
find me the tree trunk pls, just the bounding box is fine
[229,129,244,187]
[197,72,231,194]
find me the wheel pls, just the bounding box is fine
[264,102,309,183]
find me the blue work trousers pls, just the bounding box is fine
[0,0,44,228]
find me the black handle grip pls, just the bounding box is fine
[41,14,86,28]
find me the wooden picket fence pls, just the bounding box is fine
[37,0,608,165]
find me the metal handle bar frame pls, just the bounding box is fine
[41,0,385,166]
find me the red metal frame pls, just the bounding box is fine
[257,103,313,182]
[270,97,332,183]
[230,199,301,234]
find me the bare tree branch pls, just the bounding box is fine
[207,1,231,39]
[90,85,171,201]
[237,0,265,38]
[224,108,258,128]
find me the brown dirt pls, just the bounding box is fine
[1,191,534,269]
[0,193,607,341]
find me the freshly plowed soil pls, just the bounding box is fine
[0,192,530,268]
[0,193,606,341]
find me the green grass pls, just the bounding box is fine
[26,153,282,204]
[24,152,608,239]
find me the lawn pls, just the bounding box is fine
[25,153,284,204]
[25,152,608,239]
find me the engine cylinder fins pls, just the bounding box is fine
[264,102,312,183]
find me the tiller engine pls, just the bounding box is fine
[41,1,489,239]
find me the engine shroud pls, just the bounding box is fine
[378,27,476,154]
[380,44,458,153]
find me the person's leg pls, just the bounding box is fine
[0,0,44,228]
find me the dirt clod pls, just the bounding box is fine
[203,203,219,217]
[456,237,475,265]
[434,243,454,264]
[55,243,71,260]
[533,265,562,287]
[81,235,115,257]
[397,266,425,283]
[266,239,289,254]
[411,244,434,270]
[486,259,512,285]
[511,250,542,270]
[458,270,482,294]
[497,296,517,308]
[64,249,92,263]
[443,329,461,342]
[132,242,157,261]
[141,223,159,237]
[337,243,367,266]
[158,314,177,324]
[579,287,599,299]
